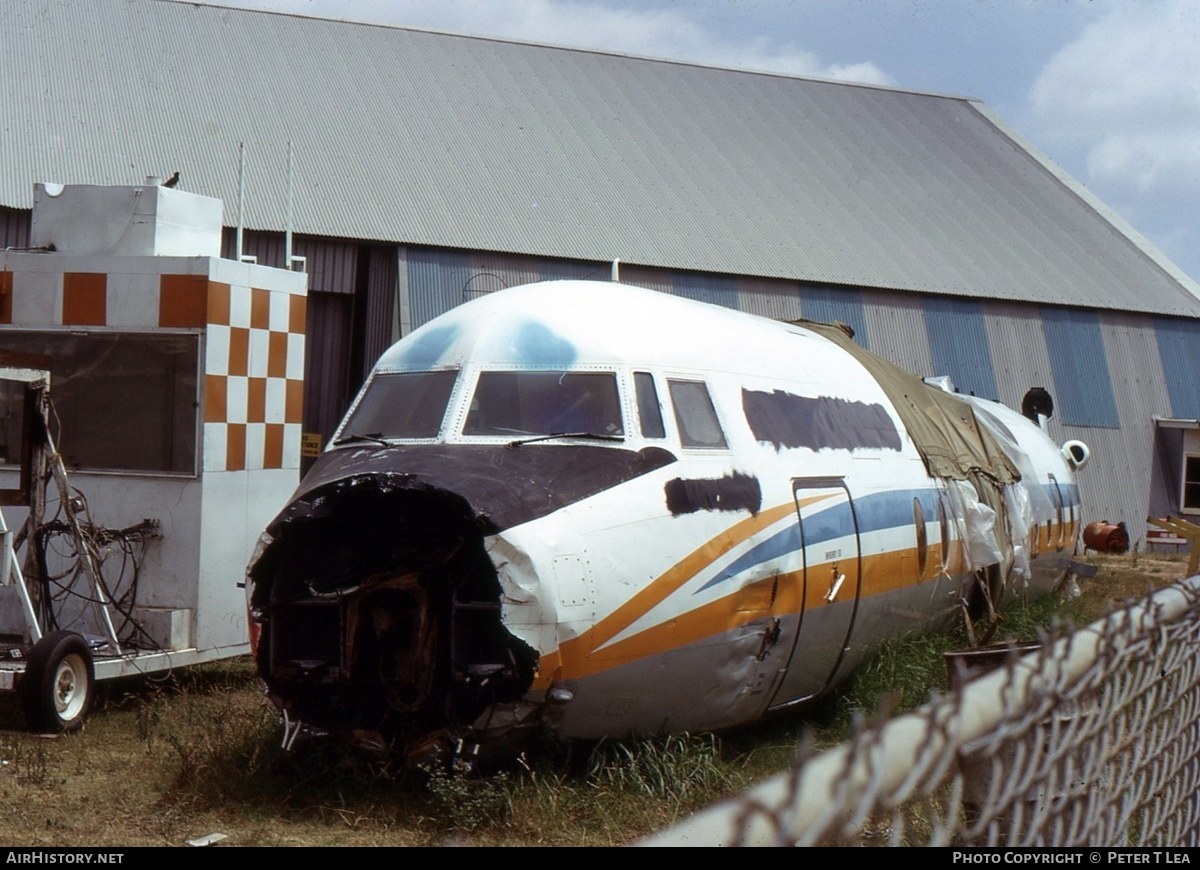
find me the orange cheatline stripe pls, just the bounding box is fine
[550,545,930,681]
[551,494,833,678]
[533,513,1085,687]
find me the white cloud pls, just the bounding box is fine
[1029,0,1200,195]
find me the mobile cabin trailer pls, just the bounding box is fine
[0,181,306,732]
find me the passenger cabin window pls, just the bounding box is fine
[340,370,457,440]
[668,379,727,448]
[634,372,665,439]
[463,372,623,438]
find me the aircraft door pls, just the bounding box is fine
[767,477,862,709]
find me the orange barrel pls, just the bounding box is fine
[1083,520,1129,554]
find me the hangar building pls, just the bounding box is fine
[2,0,1198,546]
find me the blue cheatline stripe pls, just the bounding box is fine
[1040,307,1120,429]
[1042,480,1080,507]
[798,284,871,350]
[697,488,937,593]
[924,297,999,401]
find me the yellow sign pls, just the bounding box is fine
[301,432,322,458]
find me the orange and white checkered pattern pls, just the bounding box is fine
[192,280,306,473]
[0,265,306,473]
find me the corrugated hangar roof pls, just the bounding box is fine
[4,0,1199,317]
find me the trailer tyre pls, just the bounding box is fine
[21,631,95,734]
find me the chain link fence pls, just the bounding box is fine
[640,574,1200,847]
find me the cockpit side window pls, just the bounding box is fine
[634,371,666,439]
[339,370,458,439]
[667,379,727,448]
[463,371,624,437]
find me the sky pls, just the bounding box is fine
[205,0,1200,287]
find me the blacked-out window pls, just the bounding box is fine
[0,331,198,474]
[668,379,727,448]
[634,372,665,439]
[1184,455,1200,513]
[339,370,457,440]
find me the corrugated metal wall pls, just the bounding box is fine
[219,231,360,294]
[359,245,398,377]
[798,284,870,348]
[672,272,740,308]
[1074,313,1177,534]
[303,292,354,447]
[737,276,803,322]
[923,296,1000,400]
[1154,316,1200,418]
[1040,307,1121,428]
[539,258,606,282]
[2,206,1196,543]
[0,207,30,248]
[406,248,473,329]
[861,290,934,377]
[982,302,1057,411]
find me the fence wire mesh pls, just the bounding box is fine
[641,575,1200,847]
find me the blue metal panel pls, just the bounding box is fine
[1154,316,1200,419]
[798,284,870,348]
[923,297,999,400]
[672,273,740,309]
[407,249,473,329]
[1040,307,1121,428]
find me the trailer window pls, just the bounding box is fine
[0,331,198,474]
[668,379,727,448]
[340,370,457,440]
[464,372,623,437]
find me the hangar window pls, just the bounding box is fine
[339,370,457,440]
[668,379,727,449]
[463,371,623,438]
[0,331,198,474]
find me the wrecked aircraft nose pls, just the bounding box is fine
[247,470,539,749]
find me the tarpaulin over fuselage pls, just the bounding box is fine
[796,320,1021,485]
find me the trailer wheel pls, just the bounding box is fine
[21,631,95,734]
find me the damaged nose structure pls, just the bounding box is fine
[247,279,1088,763]
[248,464,539,753]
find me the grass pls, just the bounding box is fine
[0,552,1189,846]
